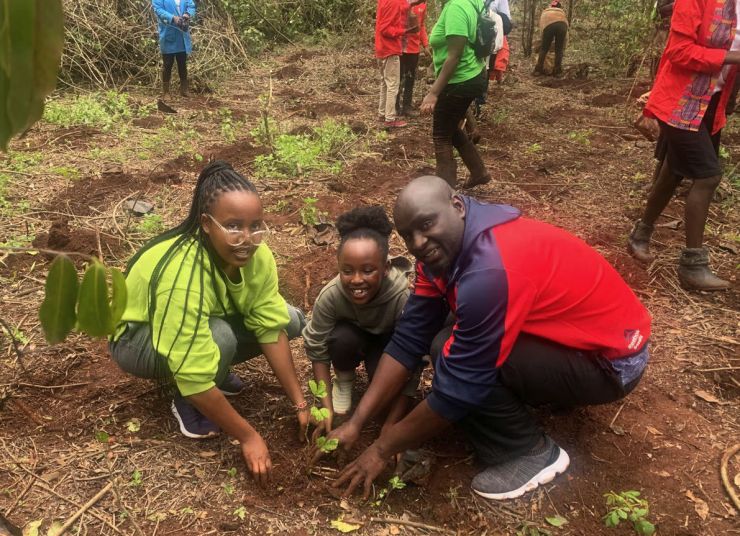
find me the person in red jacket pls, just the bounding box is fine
[628,0,740,290]
[397,0,429,117]
[316,176,651,501]
[376,0,410,128]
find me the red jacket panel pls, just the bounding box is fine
[646,0,737,133]
[376,0,407,58]
[404,3,429,54]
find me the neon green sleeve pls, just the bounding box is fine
[242,246,290,344]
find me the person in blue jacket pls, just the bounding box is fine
[152,0,196,96]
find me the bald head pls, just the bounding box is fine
[393,176,466,277]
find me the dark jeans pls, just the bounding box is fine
[328,321,393,378]
[162,51,187,85]
[397,53,420,113]
[432,69,487,149]
[430,328,643,465]
[536,21,568,74]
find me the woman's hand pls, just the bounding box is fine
[420,92,438,114]
[297,407,310,441]
[332,443,388,499]
[241,433,272,485]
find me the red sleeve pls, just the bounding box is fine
[378,0,407,38]
[420,5,429,47]
[664,0,727,73]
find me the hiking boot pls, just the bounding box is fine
[627,220,655,263]
[180,78,189,97]
[218,372,245,397]
[161,78,170,97]
[458,140,491,188]
[171,396,220,439]
[332,370,355,415]
[383,119,408,129]
[471,436,570,500]
[677,247,730,291]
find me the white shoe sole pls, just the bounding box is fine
[331,381,353,414]
[472,447,571,500]
[170,400,219,439]
[218,388,242,397]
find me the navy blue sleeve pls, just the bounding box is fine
[384,268,449,371]
[426,268,509,421]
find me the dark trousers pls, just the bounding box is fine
[430,328,642,465]
[327,321,393,378]
[397,53,420,113]
[432,69,487,148]
[536,21,568,74]
[162,52,188,86]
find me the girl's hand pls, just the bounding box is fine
[311,407,334,443]
[241,433,272,485]
[297,405,310,442]
[420,92,437,114]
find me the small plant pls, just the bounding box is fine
[300,197,326,226]
[568,129,592,146]
[223,482,235,496]
[135,214,165,236]
[371,476,407,507]
[226,467,238,478]
[603,491,655,535]
[526,142,542,154]
[233,506,247,520]
[130,469,142,487]
[219,108,240,143]
[308,379,338,453]
[43,91,133,130]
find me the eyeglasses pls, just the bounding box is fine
[205,214,270,246]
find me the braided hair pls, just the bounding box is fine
[335,206,393,261]
[126,161,259,379]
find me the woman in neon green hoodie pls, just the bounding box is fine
[110,161,308,484]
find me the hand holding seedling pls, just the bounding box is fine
[333,442,388,499]
[310,420,361,465]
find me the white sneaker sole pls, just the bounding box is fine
[331,381,353,415]
[218,388,242,397]
[472,447,571,500]
[170,400,219,439]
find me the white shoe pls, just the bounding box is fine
[332,371,355,414]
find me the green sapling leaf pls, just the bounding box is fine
[634,519,655,536]
[545,515,568,527]
[77,260,113,337]
[109,267,127,329]
[311,406,325,422]
[39,254,79,344]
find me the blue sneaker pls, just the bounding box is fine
[171,396,220,439]
[218,372,245,397]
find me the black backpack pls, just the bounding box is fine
[470,0,497,59]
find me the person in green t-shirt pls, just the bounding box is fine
[421,0,491,188]
[109,161,309,484]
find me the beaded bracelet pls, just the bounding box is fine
[294,400,309,412]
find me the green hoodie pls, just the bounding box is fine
[302,266,410,365]
[114,237,289,396]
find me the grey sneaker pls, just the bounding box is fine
[471,436,570,500]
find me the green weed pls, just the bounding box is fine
[568,129,592,146]
[254,120,355,179]
[603,490,655,535]
[43,91,133,130]
[299,197,326,226]
[219,108,240,143]
[135,214,165,236]
[130,469,143,487]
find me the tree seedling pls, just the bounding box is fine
[603,490,655,535]
[371,476,406,507]
[309,379,338,453]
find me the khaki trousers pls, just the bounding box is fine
[378,55,401,121]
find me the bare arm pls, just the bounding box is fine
[421,36,468,113]
[188,388,272,484]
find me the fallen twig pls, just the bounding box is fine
[720,443,740,511]
[56,482,113,536]
[369,516,454,534]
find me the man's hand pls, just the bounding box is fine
[297,408,310,442]
[311,420,360,465]
[241,433,272,485]
[332,443,388,499]
[420,92,438,114]
[172,15,182,26]
[634,114,660,142]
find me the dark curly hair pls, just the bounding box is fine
[336,206,393,260]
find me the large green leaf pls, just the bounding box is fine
[27,0,63,128]
[77,260,113,337]
[6,0,35,133]
[109,267,127,329]
[39,255,79,344]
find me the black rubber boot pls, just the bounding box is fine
[458,140,491,188]
[162,77,170,96]
[434,144,457,187]
[627,220,655,263]
[677,247,730,291]
[180,78,189,97]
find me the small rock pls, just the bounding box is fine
[125,199,154,216]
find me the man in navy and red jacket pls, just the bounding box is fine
[320,176,651,501]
